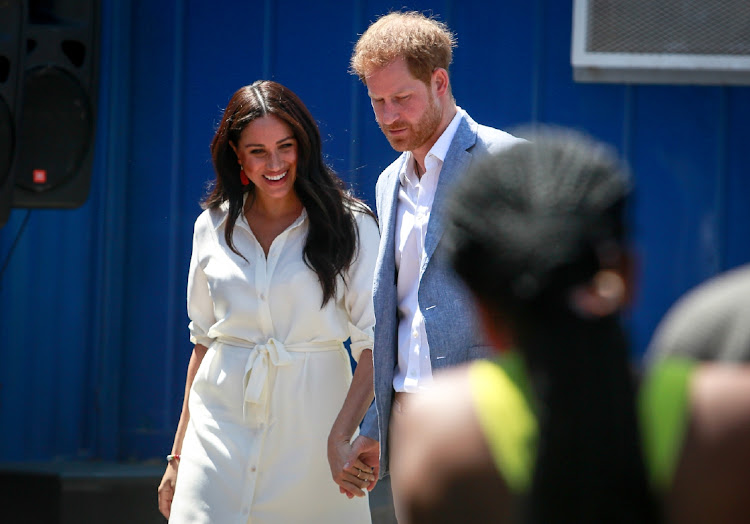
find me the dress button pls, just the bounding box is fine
[260,293,265,301]
[412,331,418,339]
[250,466,256,472]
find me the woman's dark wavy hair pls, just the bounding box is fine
[443,129,658,523]
[204,80,373,306]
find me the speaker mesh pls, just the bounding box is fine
[587,0,750,55]
[15,66,93,193]
[0,97,12,186]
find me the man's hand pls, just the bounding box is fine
[328,434,380,498]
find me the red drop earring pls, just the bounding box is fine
[240,167,250,186]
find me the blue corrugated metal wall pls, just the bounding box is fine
[1,0,749,462]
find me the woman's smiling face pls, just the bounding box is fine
[231,114,299,205]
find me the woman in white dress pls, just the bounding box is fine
[157,80,379,523]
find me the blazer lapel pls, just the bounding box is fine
[379,168,402,255]
[423,113,478,261]
[373,155,405,312]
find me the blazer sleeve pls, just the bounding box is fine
[360,401,379,441]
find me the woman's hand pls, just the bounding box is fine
[157,461,179,519]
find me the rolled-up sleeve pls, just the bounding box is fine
[187,217,216,348]
[345,210,380,362]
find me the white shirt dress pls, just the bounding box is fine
[168,202,378,524]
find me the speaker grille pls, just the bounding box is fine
[0,98,13,186]
[587,0,750,55]
[15,66,93,193]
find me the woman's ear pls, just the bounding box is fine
[568,269,628,318]
[619,249,638,307]
[567,247,637,319]
[477,299,514,354]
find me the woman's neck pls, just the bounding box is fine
[245,191,303,221]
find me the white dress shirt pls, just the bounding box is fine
[171,201,379,523]
[392,108,464,393]
[187,205,377,359]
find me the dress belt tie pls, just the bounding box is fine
[242,338,294,424]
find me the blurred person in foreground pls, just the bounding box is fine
[391,129,750,523]
[331,12,522,512]
[647,263,750,363]
[157,80,378,523]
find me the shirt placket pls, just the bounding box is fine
[241,229,289,520]
[408,180,428,388]
[255,250,273,336]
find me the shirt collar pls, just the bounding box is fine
[398,106,465,186]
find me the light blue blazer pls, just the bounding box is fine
[360,111,522,477]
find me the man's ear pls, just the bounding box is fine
[431,67,450,98]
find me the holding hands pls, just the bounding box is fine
[328,434,380,498]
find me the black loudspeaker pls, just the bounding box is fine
[11,0,100,209]
[0,0,26,228]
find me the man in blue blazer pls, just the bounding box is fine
[327,11,522,511]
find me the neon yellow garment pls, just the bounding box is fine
[638,357,696,492]
[470,353,538,493]
[469,354,696,494]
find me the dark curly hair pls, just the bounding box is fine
[204,80,374,306]
[444,129,658,523]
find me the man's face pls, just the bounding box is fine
[365,58,442,154]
